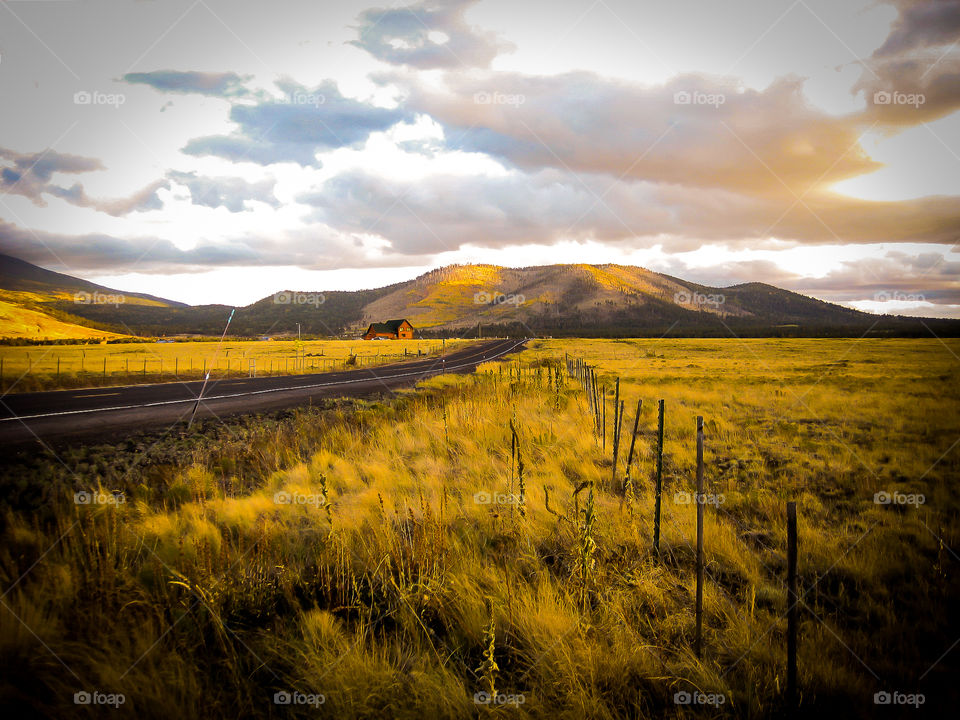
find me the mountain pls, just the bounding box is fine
[0,252,190,340]
[358,264,871,333]
[0,254,956,340]
[0,252,183,306]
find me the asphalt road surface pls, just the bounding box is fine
[0,338,527,446]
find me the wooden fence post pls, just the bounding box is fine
[624,398,642,483]
[653,399,665,554]
[612,399,624,489]
[787,501,798,709]
[695,416,704,659]
[602,389,606,450]
[593,372,601,435]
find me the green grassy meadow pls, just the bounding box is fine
[0,338,957,718]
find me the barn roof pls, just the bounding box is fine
[366,319,412,333]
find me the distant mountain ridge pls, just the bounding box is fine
[0,252,184,306]
[0,254,956,339]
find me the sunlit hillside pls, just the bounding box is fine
[0,293,126,341]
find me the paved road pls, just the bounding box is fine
[0,338,527,446]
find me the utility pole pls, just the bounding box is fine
[188,308,235,428]
[296,323,302,371]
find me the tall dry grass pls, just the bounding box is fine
[0,338,957,717]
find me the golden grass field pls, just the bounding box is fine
[0,338,957,718]
[0,338,474,392]
[0,288,166,341]
[0,298,123,342]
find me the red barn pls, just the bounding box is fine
[363,319,414,340]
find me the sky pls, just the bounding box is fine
[0,0,958,317]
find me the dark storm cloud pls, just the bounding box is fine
[182,80,410,167]
[350,0,513,69]
[167,171,278,212]
[122,70,252,98]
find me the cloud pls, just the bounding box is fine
[0,146,166,216]
[122,70,252,98]
[0,146,275,216]
[0,219,262,275]
[854,0,960,125]
[182,80,410,167]
[299,168,662,254]
[351,0,514,69]
[788,251,960,305]
[299,161,960,258]
[874,0,960,57]
[650,251,960,307]
[855,55,960,126]
[167,171,278,212]
[399,72,879,196]
[0,147,103,202]
[48,180,168,216]
[360,66,959,249]
[0,217,403,276]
